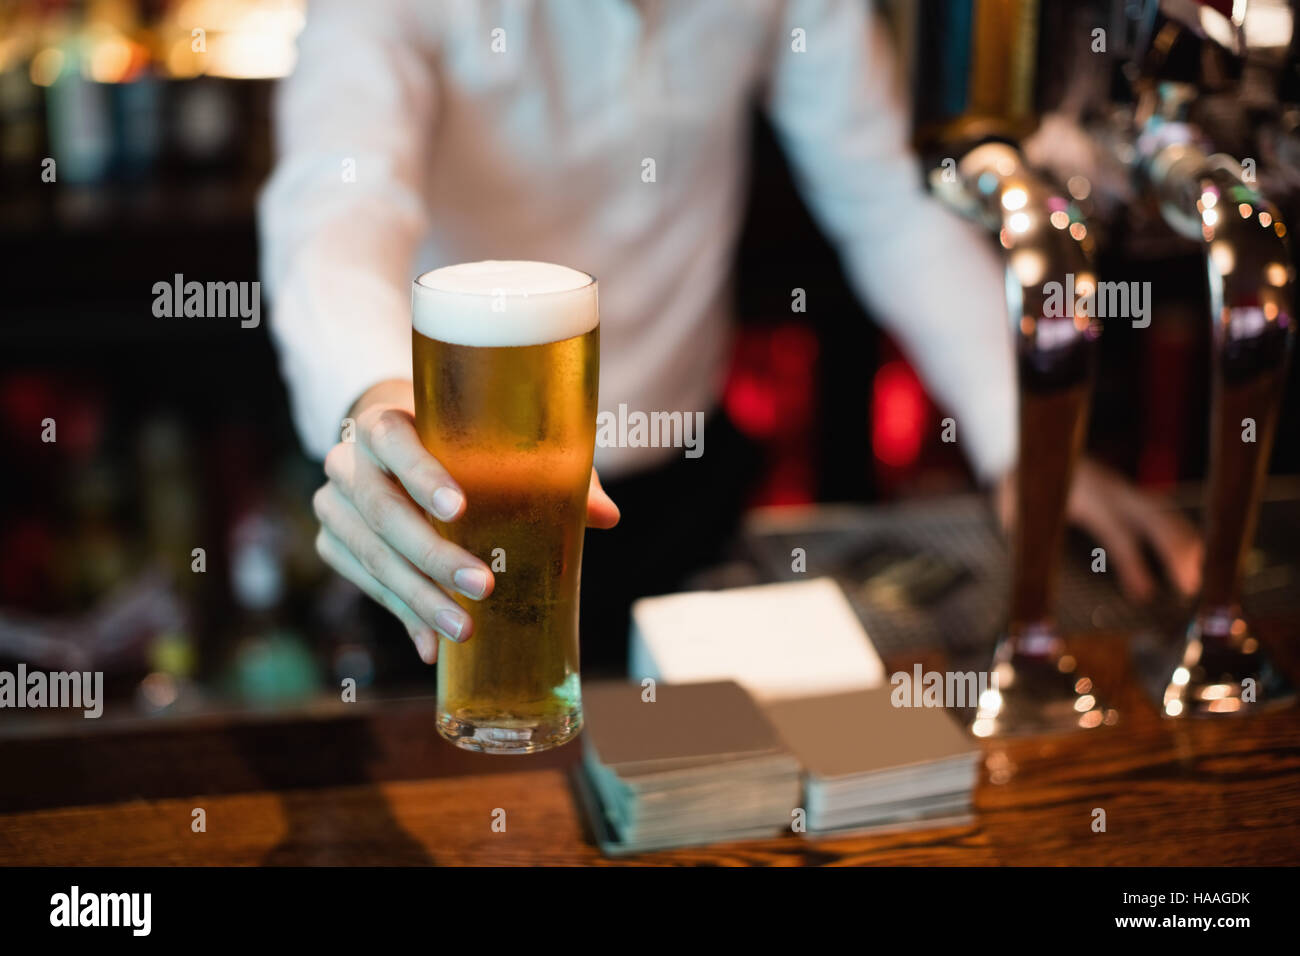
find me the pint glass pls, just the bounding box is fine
[411,261,598,753]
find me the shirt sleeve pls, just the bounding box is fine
[257,0,436,461]
[763,0,1017,483]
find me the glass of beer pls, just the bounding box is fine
[411,261,599,753]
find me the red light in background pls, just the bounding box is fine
[725,374,779,437]
[872,359,926,469]
[724,323,819,441]
[722,322,819,506]
[0,373,104,462]
[769,322,818,374]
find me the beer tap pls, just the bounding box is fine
[1117,4,1299,715]
[933,143,1118,735]
[1166,159,1294,714]
[916,0,1296,730]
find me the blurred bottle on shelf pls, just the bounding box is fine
[42,10,112,185]
[137,414,201,589]
[224,504,321,706]
[887,0,1043,154]
[129,412,203,714]
[1,0,306,200]
[0,5,43,186]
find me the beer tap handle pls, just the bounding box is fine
[1160,160,1297,716]
[936,143,1117,736]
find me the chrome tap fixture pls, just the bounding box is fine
[935,143,1118,736]
[924,0,1297,730]
[1126,3,1298,715]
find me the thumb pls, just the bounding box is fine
[586,468,621,529]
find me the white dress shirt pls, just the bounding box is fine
[258,0,1016,482]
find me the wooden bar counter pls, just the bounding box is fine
[2,630,1298,866]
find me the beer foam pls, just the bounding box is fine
[413,260,598,347]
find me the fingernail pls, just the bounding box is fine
[412,630,436,663]
[431,487,464,521]
[453,567,490,600]
[433,608,467,642]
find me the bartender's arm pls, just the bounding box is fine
[763,0,1201,599]
[257,1,616,661]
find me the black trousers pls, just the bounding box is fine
[578,410,763,677]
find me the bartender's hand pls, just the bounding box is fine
[995,457,1202,602]
[312,378,620,663]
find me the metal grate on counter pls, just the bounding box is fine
[739,485,1300,659]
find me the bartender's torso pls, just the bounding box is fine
[407,0,788,478]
